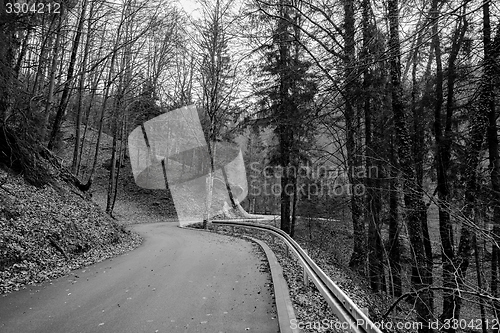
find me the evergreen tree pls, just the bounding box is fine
[253,0,317,234]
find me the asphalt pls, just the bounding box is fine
[0,223,280,333]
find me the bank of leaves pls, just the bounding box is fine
[0,168,142,294]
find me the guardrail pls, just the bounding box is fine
[212,219,384,333]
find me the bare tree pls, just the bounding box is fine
[193,0,242,228]
[388,0,433,329]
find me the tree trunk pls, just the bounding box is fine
[492,241,500,315]
[344,0,365,272]
[31,15,57,97]
[433,2,468,327]
[106,76,124,216]
[78,25,106,176]
[106,112,119,215]
[291,176,298,238]
[455,1,499,323]
[413,39,433,310]
[276,0,292,234]
[203,140,216,229]
[85,15,123,186]
[0,24,17,123]
[388,135,401,297]
[388,0,433,330]
[474,228,488,333]
[111,114,127,214]
[72,1,94,175]
[48,0,87,150]
[483,1,500,317]
[361,0,384,291]
[279,132,291,234]
[14,29,30,78]
[40,14,63,141]
[221,167,237,209]
[430,0,451,325]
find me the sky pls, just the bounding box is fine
[177,0,201,18]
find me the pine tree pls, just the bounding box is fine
[253,0,317,234]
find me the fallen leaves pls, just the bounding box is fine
[0,169,142,294]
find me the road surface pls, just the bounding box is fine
[0,223,279,333]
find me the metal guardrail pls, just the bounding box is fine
[212,219,384,333]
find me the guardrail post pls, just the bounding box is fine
[231,225,235,235]
[303,249,308,286]
[303,266,308,286]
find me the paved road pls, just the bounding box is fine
[0,223,279,333]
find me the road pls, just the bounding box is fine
[0,223,280,333]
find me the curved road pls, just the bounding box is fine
[0,223,279,333]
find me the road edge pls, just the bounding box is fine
[179,225,301,333]
[244,236,301,333]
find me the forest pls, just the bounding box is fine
[0,0,499,332]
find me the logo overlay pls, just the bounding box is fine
[128,105,248,225]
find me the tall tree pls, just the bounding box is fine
[388,0,433,330]
[48,0,87,150]
[72,0,96,175]
[361,0,385,291]
[40,11,63,141]
[343,0,365,273]
[0,1,18,123]
[431,0,469,327]
[253,0,317,234]
[193,0,241,228]
[483,2,500,316]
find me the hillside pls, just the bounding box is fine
[55,123,178,224]
[0,166,142,294]
[0,125,145,294]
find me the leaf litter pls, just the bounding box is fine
[0,168,142,294]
